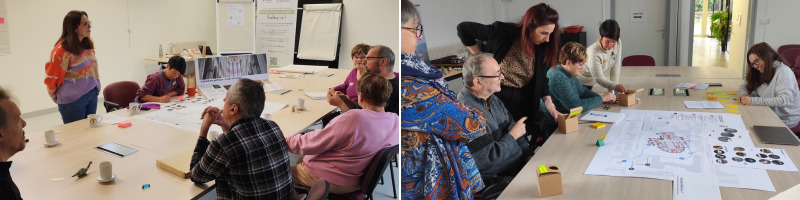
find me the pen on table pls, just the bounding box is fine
[590,113,607,117]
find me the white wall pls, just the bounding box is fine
[1,0,398,114]
[413,0,611,59]
[337,0,399,72]
[751,0,800,48]
[0,0,217,114]
[410,0,495,59]
[505,0,611,45]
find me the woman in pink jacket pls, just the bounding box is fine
[286,73,399,194]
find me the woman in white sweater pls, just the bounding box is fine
[738,42,800,129]
[577,19,628,93]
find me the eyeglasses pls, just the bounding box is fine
[353,56,366,61]
[365,57,384,61]
[477,71,503,79]
[749,58,761,67]
[81,21,92,27]
[402,24,424,38]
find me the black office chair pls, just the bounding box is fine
[327,145,399,200]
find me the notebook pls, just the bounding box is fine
[753,126,800,146]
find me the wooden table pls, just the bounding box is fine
[11,68,348,199]
[619,66,741,79]
[499,76,800,199]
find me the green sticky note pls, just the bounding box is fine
[538,165,548,173]
[569,109,582,117]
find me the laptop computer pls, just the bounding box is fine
[753,126,800,146]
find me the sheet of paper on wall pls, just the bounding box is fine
[271,65,327,74]
[684,101,725,109]
[673,171,722,200]
[304,92,327,100]
[262,79,284,92]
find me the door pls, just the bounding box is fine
[615,0,668,65]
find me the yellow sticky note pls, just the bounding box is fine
[726,104,738,108]
[719,99,730,103]
[728,92,737,95]
[727,109,739,113]
[538,165,548,173]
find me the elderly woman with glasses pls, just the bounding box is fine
[738,42,800,129]
[400,0,487,199]
[45,10,101,124]
[457,3,564,147]
[321,44,371,126]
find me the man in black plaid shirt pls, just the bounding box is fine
[190,78,292,199]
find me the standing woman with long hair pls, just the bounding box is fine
[457,3,563,144]
[738,42,800,129]
[44,10,101,124]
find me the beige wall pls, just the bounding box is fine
[0,0,398,115]
[727,0,752,77]
[0,0,217,114]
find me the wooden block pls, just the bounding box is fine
[596,139,605,146]
[156,151,194,179]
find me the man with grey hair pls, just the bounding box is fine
[0,87,26,200]
[190,78,293,199]
[365,45,399,114]
[457,53,532,175]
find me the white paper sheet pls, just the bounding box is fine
[578,111,625,123]
[674,171,721,200]
[684,101,725,109]
[585,109,771,191]
[101,113,129,125]
[271,65,327,74]
[228,4,244,27]
[261,101,287,116]
[304,92,326,100]
[262,79,284,92]
[709,145,798,172]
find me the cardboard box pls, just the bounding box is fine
[619,88,645,106]
[557,107,583,134]
[537,164,563,197]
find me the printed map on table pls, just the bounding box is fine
[585,109,775,191]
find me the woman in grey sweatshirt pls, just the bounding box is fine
[738,42,800,129]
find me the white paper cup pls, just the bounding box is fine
[88,114,103,128]
[44,130,57,145]
[208,131,220,141]
[297,98,305,110]
[129,102,140,115]
[99,161,113,180]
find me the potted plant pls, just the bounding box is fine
[710,10,729,51]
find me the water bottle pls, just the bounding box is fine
[159,44,163,58]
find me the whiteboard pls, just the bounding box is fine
[216,1,255,54]
[296,3,342,61]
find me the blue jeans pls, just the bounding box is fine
[58,89,98,124]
